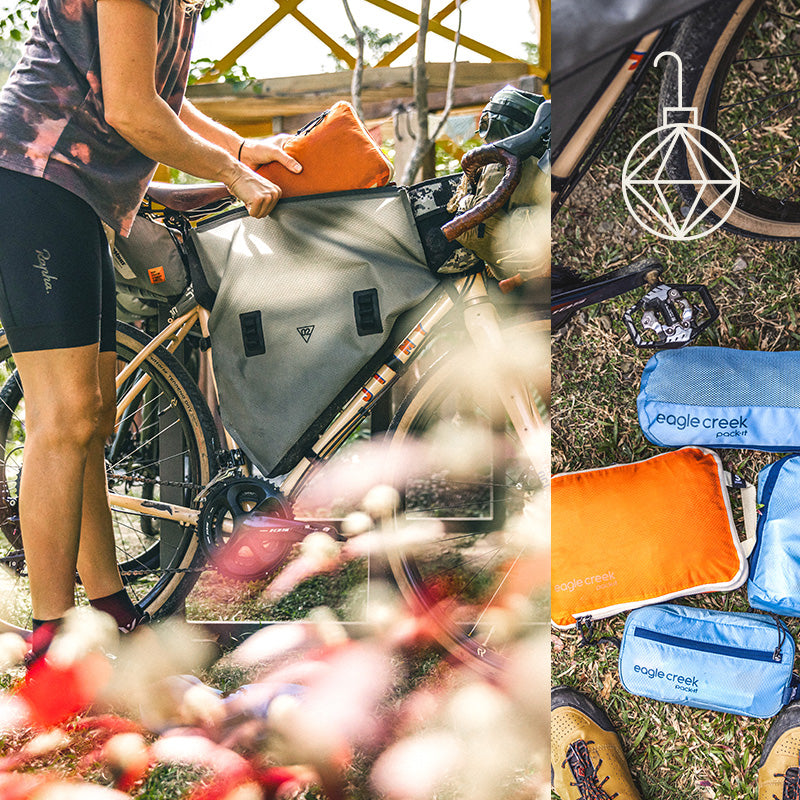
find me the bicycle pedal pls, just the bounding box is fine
[623,282,718,349]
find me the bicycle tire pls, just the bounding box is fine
[659,0,800,240]
[385,333,547,677]
[0,322,218,634]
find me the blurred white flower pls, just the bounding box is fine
[343,519,443,559]
[340,510,373,537]
[229,622,313,667]
[48,606,119,668]
[0,632,27,669]
[371,731,460,799]
[362,484,401,519]
[103,619,217,723]
[21,728,70,757]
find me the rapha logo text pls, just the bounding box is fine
[33,249,57,294]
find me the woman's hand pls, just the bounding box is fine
[224,135,303,217]
[225,165,283,218]
[239,134,303,175]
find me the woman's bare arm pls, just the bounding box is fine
[96,0,284,216]
[179,99,301,174]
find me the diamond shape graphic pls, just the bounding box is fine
[623,122,740,241]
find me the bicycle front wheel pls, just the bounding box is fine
[386,334,548,677]
[0,322,218,633]
[660,0,800,240]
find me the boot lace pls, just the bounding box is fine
[563,739,618,800]
[775,762,800,800]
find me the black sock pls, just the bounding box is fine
[27,617,64,667]
[89,589,146,632]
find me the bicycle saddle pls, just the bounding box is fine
[146,180,232,212]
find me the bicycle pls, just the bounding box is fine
[0,106,550,678]
[551,0,800,332]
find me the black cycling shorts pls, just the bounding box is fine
[0,167,116,353]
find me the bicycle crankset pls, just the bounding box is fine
[197,475,336,581]
[622,283,718,349]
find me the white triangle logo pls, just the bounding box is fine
[297,325,315,343]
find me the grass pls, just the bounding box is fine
[551,30,800,800]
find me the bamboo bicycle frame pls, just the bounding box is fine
[107,270,546,526]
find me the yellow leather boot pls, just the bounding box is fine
[758,702,800,800]
[552,685,643,800]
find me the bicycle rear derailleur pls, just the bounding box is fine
[623,282,718,349]
[197,474,338,581]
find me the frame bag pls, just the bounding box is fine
[189,186,440,476]
[112,214,190,302]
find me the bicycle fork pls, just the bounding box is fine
[460,280,549,488]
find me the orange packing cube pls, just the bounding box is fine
[551,447,756,629]
[256,101,394,198]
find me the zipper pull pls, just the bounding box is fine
[772,615,787,661]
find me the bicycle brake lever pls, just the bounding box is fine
[623,283,718,349]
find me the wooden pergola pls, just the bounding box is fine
[186,0,548,137]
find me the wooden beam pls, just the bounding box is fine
[291,9,355,68]
[376,0,468,67]
[539,0,550,87]
[196,0,306,83]
[362,0,519,62]
[189,73,535,132]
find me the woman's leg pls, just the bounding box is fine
[13,344,106,621]
[76,349,124,599]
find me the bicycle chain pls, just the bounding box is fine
[110,469,208,578]
[3,471,298,579]
[112,469,204,492]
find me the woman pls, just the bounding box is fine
[0,0,300,653]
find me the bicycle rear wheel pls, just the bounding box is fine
[386,331,548,677]
[660,0,800,239]
[0,322,218,634]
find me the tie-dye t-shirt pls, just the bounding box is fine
[0,0,199,236]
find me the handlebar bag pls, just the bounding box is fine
[189,186,439,476]
[748,455,800,617]
[638,346,800,450]
[619,604,795,718]
[256,101,393,198]
[551,447,755,629]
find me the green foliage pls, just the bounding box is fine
[134,764,210,799]
[328,25,403,71]
[198,0,235,22]
[0,0,35,42]
[522,40,539,64]
[0,0,233,42]
[188,57,255,85]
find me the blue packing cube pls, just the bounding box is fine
[637,346,800,451]
[749,456,800,617]
[618,604,795,718]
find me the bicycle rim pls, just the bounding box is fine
[386,343,548,677]
[663,0,800,239]
[0,323,218,633]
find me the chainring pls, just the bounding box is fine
[197,475,301,581]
